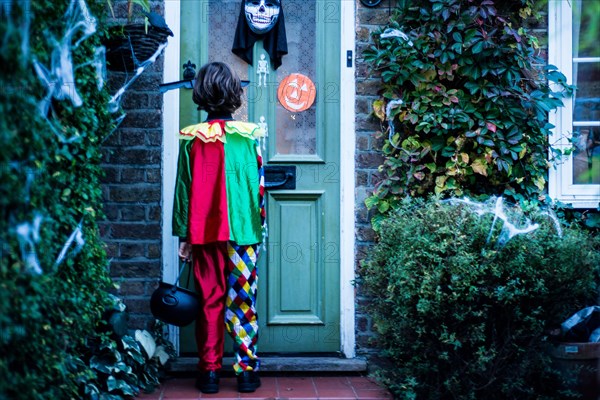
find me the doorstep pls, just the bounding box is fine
[138,373,393,399]
[169,357,368,373]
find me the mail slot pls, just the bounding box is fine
[264,165,296,190]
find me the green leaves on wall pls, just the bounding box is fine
[364,0,575,214]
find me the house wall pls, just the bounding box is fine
[100,0,549,364]
[353,0,395,359]
[101,0,166,330]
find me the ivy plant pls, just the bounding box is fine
[0,1,171,399]
[84,298,175,399]
[364,0,575,218]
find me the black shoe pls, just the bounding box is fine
[237,371,261,393]
[195,370,219,394]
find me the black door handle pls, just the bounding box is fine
[265,172,293,189]
[264,166,296,190]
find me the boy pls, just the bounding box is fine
[173,62,265,394]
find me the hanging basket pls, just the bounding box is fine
[104,23,170,72]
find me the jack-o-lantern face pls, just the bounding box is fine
[277,73,316,112]
[245,0,281,35]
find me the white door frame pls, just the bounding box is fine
[161,0,356,358]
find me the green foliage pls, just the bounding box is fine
[364,0,575,213]
[360,198,600,399]
[0,2,170,399]
[84,299,176,399]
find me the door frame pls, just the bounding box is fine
[161,0,356,358]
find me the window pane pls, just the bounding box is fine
[209,0,249,121]
[275,1,317,155]
[573,0,600,58]
[573,126,600,184]
[572,2,600,185]
[573,62,600,122]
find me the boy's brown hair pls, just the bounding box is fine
[192,62,243,114]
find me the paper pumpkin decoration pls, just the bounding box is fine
[277,73,316,112]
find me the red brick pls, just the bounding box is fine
[111,223,161,240]
[110,260,161,279]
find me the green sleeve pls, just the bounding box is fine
[172,139,194,239]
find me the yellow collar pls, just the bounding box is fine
[179,120,264,143]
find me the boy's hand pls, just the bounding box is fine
[178,241,192,261]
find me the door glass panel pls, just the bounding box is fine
[275,1,317,155]
[208,0,249,121]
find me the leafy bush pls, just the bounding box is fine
[360,198,600,399]
[0,1,171,399]
[364,0,574,214]
[84,297,175,399]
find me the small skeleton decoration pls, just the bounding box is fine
[256,54,269,87]
[258,115,269,151]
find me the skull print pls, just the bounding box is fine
[244,0,281,34]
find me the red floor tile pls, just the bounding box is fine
[346,376,385,390]
[315,389,358,398]
[150,374,392,400]
[353,388,394,400]
[163,391,200,400]
[312,376,353,390]
[276,376,317,398]
[138,392,162,400]
[200,377,239,398]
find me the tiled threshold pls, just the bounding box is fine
[137,373,393,400]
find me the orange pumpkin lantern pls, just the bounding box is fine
[277,73,316,112]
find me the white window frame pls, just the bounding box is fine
[548,0,600,208]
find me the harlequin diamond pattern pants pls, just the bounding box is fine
[226,243,260,374]
[192,242,259,374]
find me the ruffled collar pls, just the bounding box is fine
[179,120,264,143]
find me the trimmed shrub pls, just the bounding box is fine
[360,198,600,399]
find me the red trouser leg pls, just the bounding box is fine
[192,242,228,371]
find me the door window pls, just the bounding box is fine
[274,2,317,155]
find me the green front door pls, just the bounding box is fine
[178,0,341,355]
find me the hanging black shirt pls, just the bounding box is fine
[231,1,288,70]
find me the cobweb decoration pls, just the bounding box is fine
[32,0,100,143]
[54,219,85,269]
[16,213,43,275]
[445,197,562,248]
[108,41,168,113]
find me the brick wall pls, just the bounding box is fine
[101,0,166,330]
[354,0,396,360]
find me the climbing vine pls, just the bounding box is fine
[364,0,574,218]
[0,1,171,398]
